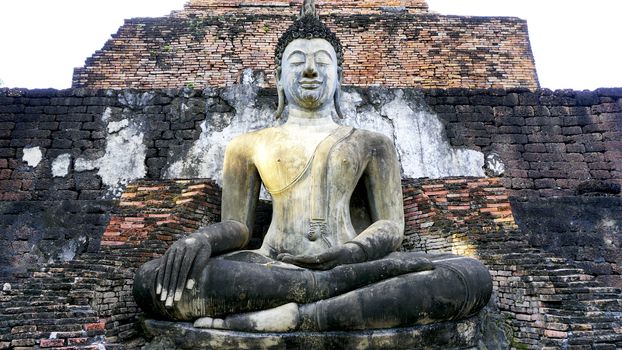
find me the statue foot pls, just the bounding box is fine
[194,302,300,332]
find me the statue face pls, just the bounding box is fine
[279,38,339,112]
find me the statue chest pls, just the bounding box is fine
[253,132,364,196]
[253,143,313,194]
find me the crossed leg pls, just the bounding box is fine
[134,251,435,322]
[191,254,492,332]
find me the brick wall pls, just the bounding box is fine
[401,177,516,255]
[72,9,537,90]
[0,179,221,349]
[1,86,621,320]
[100,180,221,247]
[0,89,210,202]
[0,200,113,279]
[512,196,622,288]
[1,87,619,203]
[2,178,621,349]
[402,177,622,348]
[183,0,430,15]
[423,88,622,198]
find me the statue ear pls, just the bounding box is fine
[275,67,282,86]
[274,68,285,119]
[334,67,344,119]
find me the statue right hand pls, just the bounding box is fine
[155,233,211,308]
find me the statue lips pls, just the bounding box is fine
[300,80,323,90]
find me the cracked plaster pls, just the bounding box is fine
[164,87,485,183]
[75,107,147,198]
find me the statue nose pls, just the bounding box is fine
[303,59,318,78]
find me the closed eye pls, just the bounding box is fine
[315,51,333,65]
[287,51,306,66]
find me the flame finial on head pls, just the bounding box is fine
[300,0,319,19]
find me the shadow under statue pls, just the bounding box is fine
[133,1,492,347]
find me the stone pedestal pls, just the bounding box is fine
[141,318,482,350]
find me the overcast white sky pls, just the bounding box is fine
[0,0,620,90]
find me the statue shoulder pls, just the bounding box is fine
[349,128,399,165]
[225,127,279,158]
[352,128,396,148]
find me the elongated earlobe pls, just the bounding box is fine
[275,87,285,119]
[335,67,344,119]
[334,85,344,119]
[274,68,285,119]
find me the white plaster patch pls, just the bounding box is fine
[107,119,129,133]
[102,107,112,121]
[22,147,42,167]
[52,154,72,177]
[164,85,278,182]
[240,68,265,86]
[343,90,485,179]
[60,241,77,262]
[75,111,147,198]
[241,68,255,85]
[485,152,506,176]
[341,90,394,137]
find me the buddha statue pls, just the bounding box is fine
[133,0,492,333]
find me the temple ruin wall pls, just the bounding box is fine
[72,13,538,90]
[1,86,620,282]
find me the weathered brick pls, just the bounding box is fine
[534,178,557,189]
[83,321,106,332]
[40,339,65,348]
[562,126,582,135]
[10,339,36,347]
[67,338,88,346]
[0,122,15,130]
[525,144,546,153]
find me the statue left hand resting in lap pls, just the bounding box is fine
[133,6,492,333]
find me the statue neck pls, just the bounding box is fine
[285,103,338,128]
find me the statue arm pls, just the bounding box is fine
[155,137,259,307]
[348,135,405,260]
[169,135,260,258]
[219,135,262,248]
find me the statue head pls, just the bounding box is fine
[274,0,345,119]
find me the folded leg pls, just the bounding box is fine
[192,255,491,332]
[134,251,434,321]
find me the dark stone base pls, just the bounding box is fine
[142,318,481,350]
